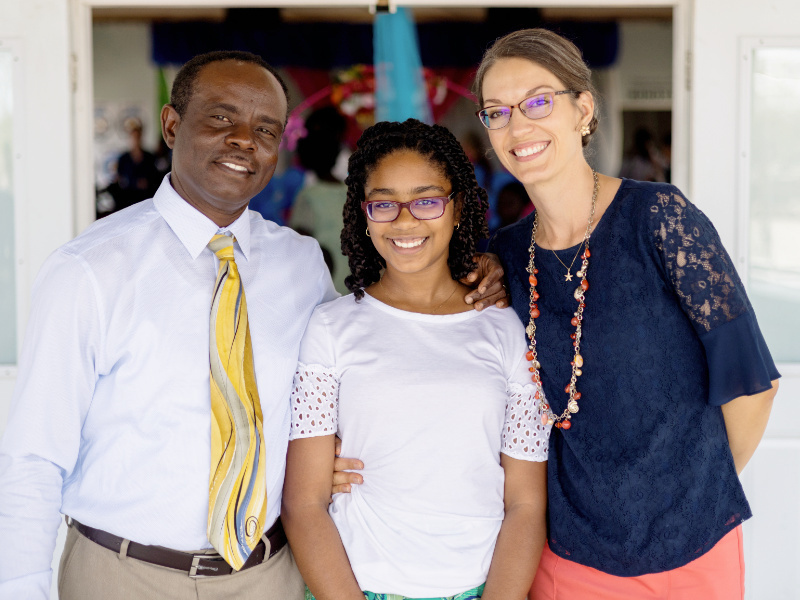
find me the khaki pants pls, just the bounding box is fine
[58,524,305,600]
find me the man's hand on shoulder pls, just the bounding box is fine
[331,437,363,501]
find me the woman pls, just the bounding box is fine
[471,28,780,598]
[281,119,550,600]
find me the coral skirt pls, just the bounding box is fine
[531,526,744,600]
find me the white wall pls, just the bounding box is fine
[617,20,673,109]
[0,0,73,324]
[0,2,73,421]
[0,0,73,596]
[692,1,800,598]
[93,22,158,136]
[93,22,161,189]
[691,0,799,238]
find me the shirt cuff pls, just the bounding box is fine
[700,311,781,406]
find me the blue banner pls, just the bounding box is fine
[374,7,432,124]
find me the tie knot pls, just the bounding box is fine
[209,234,235,260]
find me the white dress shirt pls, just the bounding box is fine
[0,176,337,598]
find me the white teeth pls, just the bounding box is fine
[513,143,548,157]
[393,238,425,249]
[221,162,248,173]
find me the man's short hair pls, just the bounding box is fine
[170,50,289,117]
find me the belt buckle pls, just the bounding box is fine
[189,554,228,578]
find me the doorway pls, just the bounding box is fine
[70,0,691,235]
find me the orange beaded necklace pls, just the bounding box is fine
[526,170,599,430]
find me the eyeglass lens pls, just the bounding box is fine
[367,197,447,222]
[478,93,555,129]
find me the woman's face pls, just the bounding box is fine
[364,150,459,278]
[480,57,593,187]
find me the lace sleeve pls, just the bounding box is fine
[651,188,749,333]
[651,187,779,404]
[502,383,551,462]
[289,363,339,440]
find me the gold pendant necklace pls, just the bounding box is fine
[551,240,585,282]
[526,170,599,430]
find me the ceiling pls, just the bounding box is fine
[93,6,672,23]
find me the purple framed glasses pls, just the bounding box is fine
[361,192,457,223]
[476,90,578,130]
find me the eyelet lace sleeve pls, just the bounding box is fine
[502,383,551,462]
[289,363,339,440]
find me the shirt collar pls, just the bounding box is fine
[153,174,252,261]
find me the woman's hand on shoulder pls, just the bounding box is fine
[462,253,510,310]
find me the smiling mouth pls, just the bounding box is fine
[512,142,548,157]
[392,237,427,249]
[217,161,253,174]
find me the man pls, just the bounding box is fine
[0,51,333,600]
[0,50,505,600]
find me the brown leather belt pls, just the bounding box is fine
[69,517,287,577]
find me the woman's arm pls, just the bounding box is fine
[722,379,779,474]
[462,253,509,310]
[650,190,781,474]
[282,435,364,600]
[481,457,548,600]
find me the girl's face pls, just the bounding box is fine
[364,150,459,279]
[480,57,593,188]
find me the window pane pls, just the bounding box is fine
[0,48,16,364]
[748,47,800,363]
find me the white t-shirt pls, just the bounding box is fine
[289,293,551,597]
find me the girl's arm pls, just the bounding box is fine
[282,434,364,600]
[481,457,548,600]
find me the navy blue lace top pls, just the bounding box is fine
[489,179,780,576]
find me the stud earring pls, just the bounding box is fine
[365,227,371,237]
[580,124,591,137]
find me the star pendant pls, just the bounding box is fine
[564,271,573,282]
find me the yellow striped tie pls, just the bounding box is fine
[207,234,267,570]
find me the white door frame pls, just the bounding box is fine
[69,0,693,235]
[0,37,26,380]
[736,36,800,290]
[736,36,800,598]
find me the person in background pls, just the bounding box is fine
[619,127,667,183]
[248,163,306,226]
[283,119,549,600]
[107,117,163,212]
[290,107,350,293]
[491,181,531,237]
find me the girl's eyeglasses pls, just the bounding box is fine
[476,90,578,130]
[361,192,457,223]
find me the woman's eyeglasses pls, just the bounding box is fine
[476,90,578,130]
[361,192,457,223]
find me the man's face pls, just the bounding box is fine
[161,60,287,226]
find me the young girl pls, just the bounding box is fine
[281,119,550,600]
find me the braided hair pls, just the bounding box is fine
[342,119,489,299]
